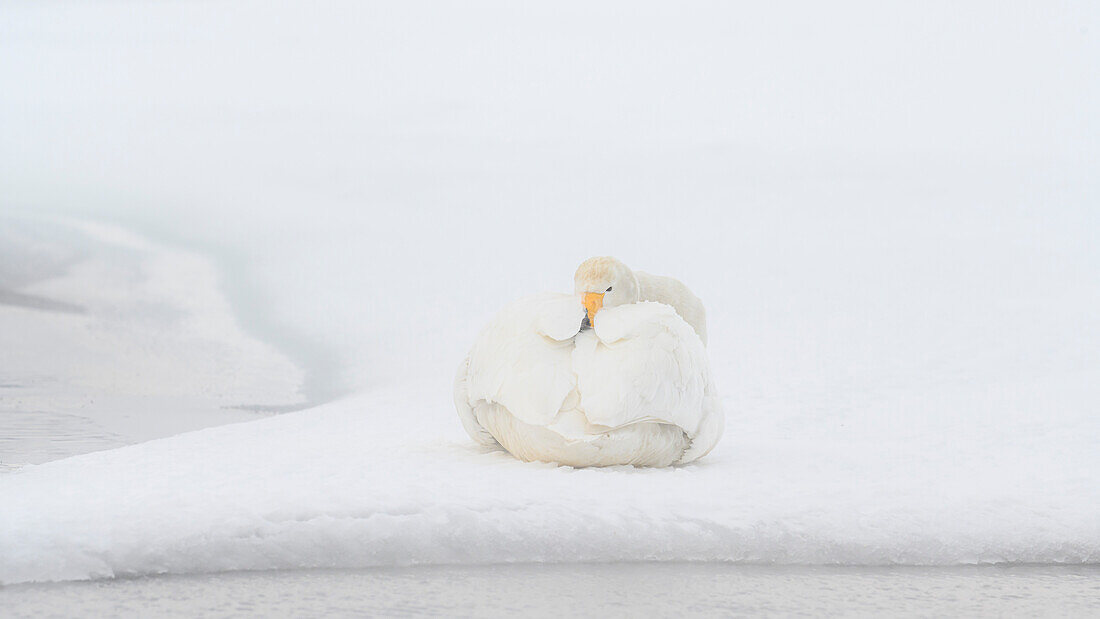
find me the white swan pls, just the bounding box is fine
[453,259,722,467]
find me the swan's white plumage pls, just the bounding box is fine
[455,293,723,467]
[635,271,708,345]
[576,302,709,434]
[465,294,582,428]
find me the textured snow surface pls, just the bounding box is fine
[3,367,1099,585]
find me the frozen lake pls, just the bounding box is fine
[4,564,1100,617]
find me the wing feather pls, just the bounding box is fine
[465,294,583,426]
[575,302,709,434]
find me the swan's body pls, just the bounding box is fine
[454,280,723,467]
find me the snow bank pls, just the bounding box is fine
[3,368,1098,584]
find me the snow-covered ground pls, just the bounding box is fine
[3,370,1100,584]
[1,0,1098,587]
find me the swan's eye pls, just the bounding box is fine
[606,286,613,292]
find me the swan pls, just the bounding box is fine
[453,258,722,467]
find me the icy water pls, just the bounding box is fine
[0,409,125,468]
[3,564,1099,617]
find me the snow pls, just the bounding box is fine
[0,218,1097,582]
[2,370,1098,585]
[2,0,1099,585]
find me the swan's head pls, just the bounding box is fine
[574,256,641,327]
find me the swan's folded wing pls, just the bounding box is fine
[465,294,583,427]
[678,391,723,463]
[453,355,499,447]
[575,302,710,435]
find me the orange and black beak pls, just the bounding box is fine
[583,292,604,326]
